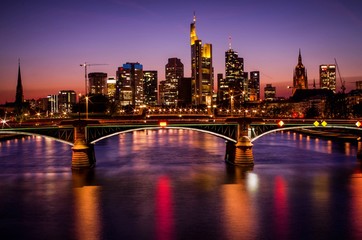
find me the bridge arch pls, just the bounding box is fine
[251,125,362,143]
[0,130,74,146]
[90,126,237,144]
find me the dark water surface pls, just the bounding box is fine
[0,129,361,240]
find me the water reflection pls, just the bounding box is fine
[273,176,289,239]
[155,176,174,240]
[222,165,258,239]
[350,164,362,240]
[73,186,102,240]
[0,130,361,239]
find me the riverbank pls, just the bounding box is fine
[293,128,361,142]
[0,134,27,141]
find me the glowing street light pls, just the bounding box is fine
[85,96,89,120]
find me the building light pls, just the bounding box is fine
[159,121,167,128]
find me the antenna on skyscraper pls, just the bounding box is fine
[193,11,196,22]
[228,35,232,50]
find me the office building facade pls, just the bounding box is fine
[190,15,213,106]
[116,62,144,106]
[164,58,184,106]
[319,64,336,93]
[143,70,158,106]
[88,72,107,95]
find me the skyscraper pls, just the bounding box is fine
[249,71,260,101]
[190,14,213,106]
[58,90,76,113]
[88,72,107,95]
[143,70,158,106]
[224,45,245,107]
[116,62,144,106]
[15,59,24,113]
[293,49,308,94]
[319,64,336,93]
[164,58,184,106]
[107,77,117,99]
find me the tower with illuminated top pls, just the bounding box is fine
[293,49,308,94]
[190,14,213,106]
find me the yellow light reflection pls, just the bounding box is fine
[73,186,102,240]
[222,168,258,239]
[350,167,362,240]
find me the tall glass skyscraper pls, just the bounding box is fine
[190,14,213,106]
[143,70,158,106]
[116,62,144,106]
[164,58,184,106]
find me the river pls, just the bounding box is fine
[0,129,361,240]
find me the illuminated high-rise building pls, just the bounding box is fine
[107,77,117,99]
[319,64,336,93]
[58,90,76,113]
[293,49,308,94]
[224,44,245,107]
[264,84,276,101]
[88,72,107,95]
[190,14,213,106]
[143,70,158,106]
[116,62,144,106]
[248,71,260,101]
[164,58,184,106]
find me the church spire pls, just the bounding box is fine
[15,59,24,108]
[298,48,302,65]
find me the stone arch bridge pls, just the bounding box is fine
[0,118,361,169]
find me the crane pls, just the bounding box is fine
[334,58,346,94]
[80,62,108,95]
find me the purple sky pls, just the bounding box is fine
[1,0,361,104]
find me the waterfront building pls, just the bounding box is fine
[163,58,184,106]
[58,90,76,113]
[264,84,276,101]
[320,64,336,93]
[190,14,213,106]
[143,70,158,106]
[47,95,58,113]
[249,71,260,101]
[107,77,117,99]
[293,49,308,95]
[88,72,107,95]
[116,62,144,106]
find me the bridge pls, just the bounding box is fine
[0,118,361,170]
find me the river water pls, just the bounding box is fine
[0,129,361,240]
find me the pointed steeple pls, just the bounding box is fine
[15,59,24,107]
[298,48,302,65]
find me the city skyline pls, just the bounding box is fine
[1,0,362,104]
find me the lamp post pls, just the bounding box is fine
[85,96,89,120]
[78,93,81,120]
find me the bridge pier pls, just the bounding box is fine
[71,120,96,170]
[225,117,255,166]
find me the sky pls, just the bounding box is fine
[1,0,362,104]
